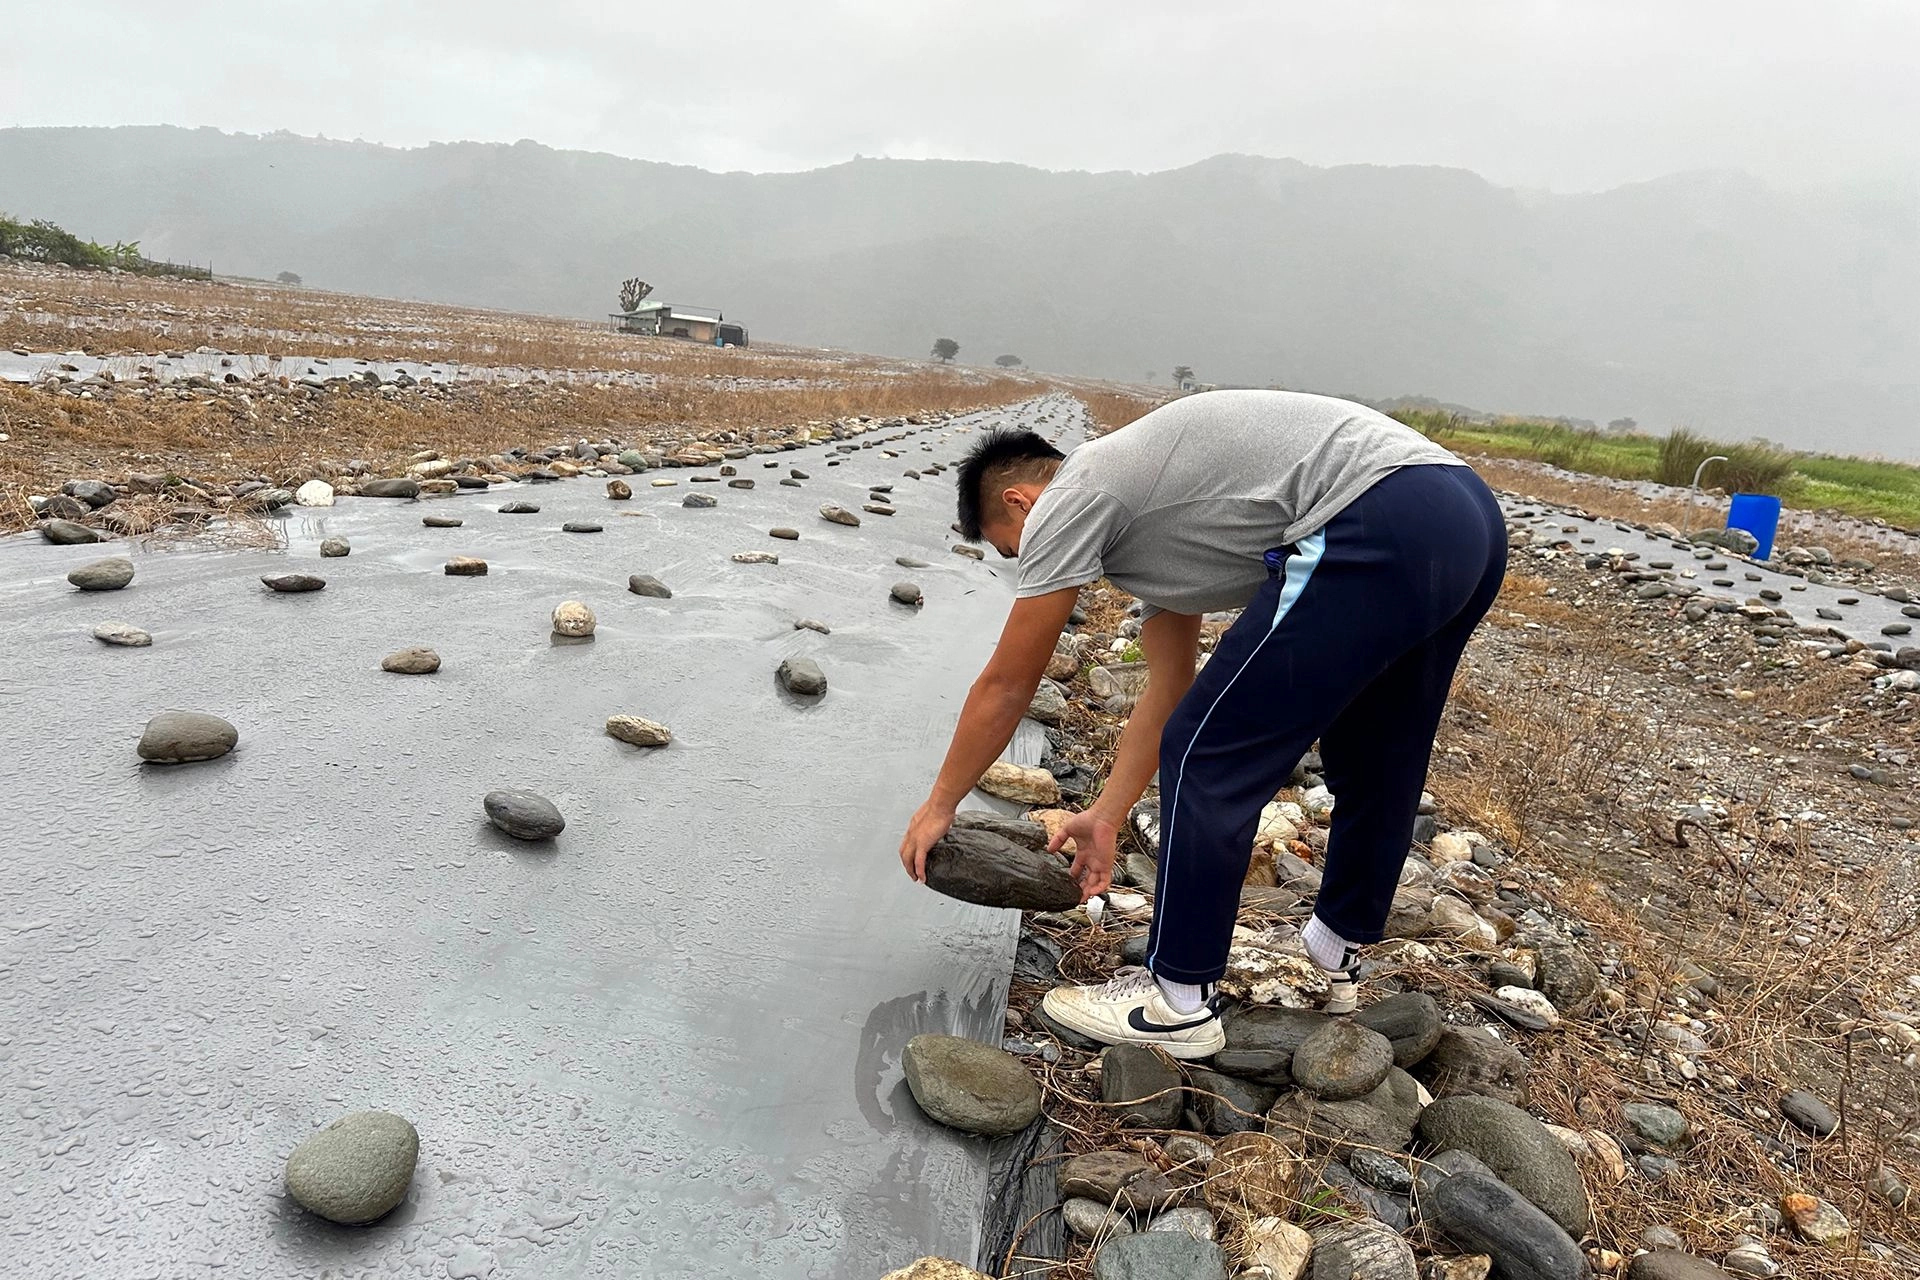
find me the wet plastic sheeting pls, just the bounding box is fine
[1504,503,1920,638]
[0,397,1085,1277]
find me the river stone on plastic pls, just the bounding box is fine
[358,477,420,498]
[499,500,540,514]
[890,581,924,606]
[627,573,671,598]
[39,518,103,545]
[551,601,596,637]
[1291,1020,1394,1100]
[381,647,440,674]
[683,492,718,509]
[262,573,326,593]
[445,556,487,576]
[1417,1095,1589,1234]
[320,537,351,558]
[137,711,238,764]
[1425,1169,1585,1280]
[820,504,861,527]
[900,1034,1040,1136]
[68,557,134,591]
[1091,1231,1228,1280]
[294,479,335,506]
[94,622,152,647]
[606,715,671,748]
[483,789,565,841]
[284,1109,418,1225]
[923,828,1079,912]
[777,656,827,696]
[607,479,632,499]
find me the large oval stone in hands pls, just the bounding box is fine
[924,828,1081,912]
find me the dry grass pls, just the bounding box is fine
[0,259,1063,530]
[0,262,964,382]
[1534,824,1920,1279]
[1424,577,1920,1278]
[1077,389,1165,435]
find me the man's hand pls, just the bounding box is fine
[1050,809,1121,901]
[900,798,957,883]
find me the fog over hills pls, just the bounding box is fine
[3,126,1914,455]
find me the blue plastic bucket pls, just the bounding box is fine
[1727,493,1782,560]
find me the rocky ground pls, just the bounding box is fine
[890,486,1920,1279]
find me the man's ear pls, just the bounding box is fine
[1000,485,1033,517]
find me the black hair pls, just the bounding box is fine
[955,429,1065,541]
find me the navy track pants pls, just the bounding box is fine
[1143,464,1508,984]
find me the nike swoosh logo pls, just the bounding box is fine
[1127,1007,1217,1035]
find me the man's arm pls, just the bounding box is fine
[900,587,1080,880]
[1054,609,1202,897]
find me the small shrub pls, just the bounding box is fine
[1655,427,1797,495]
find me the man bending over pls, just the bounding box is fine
[897,390,1506,1058]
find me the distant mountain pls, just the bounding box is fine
[3,126,1914,456]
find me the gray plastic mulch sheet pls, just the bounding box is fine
[1502,502,1920,640]
[0,395,1088,1278]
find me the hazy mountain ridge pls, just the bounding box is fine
[2,126,1914,454]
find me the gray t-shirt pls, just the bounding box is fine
[1014,389,1464,615]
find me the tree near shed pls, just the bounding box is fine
[931,337,960,363]
[275,271,302,286]
[995,354,1022,368]
[619,277,653,313]
[1172,364,1195,384]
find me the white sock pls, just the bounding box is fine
[1155,976,1208,1015]
[1302,915,1357,972]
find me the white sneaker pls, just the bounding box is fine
[1041,967,1226,1060]
[1320,945,1362,1016]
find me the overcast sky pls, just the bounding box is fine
[3,1,1915,191]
